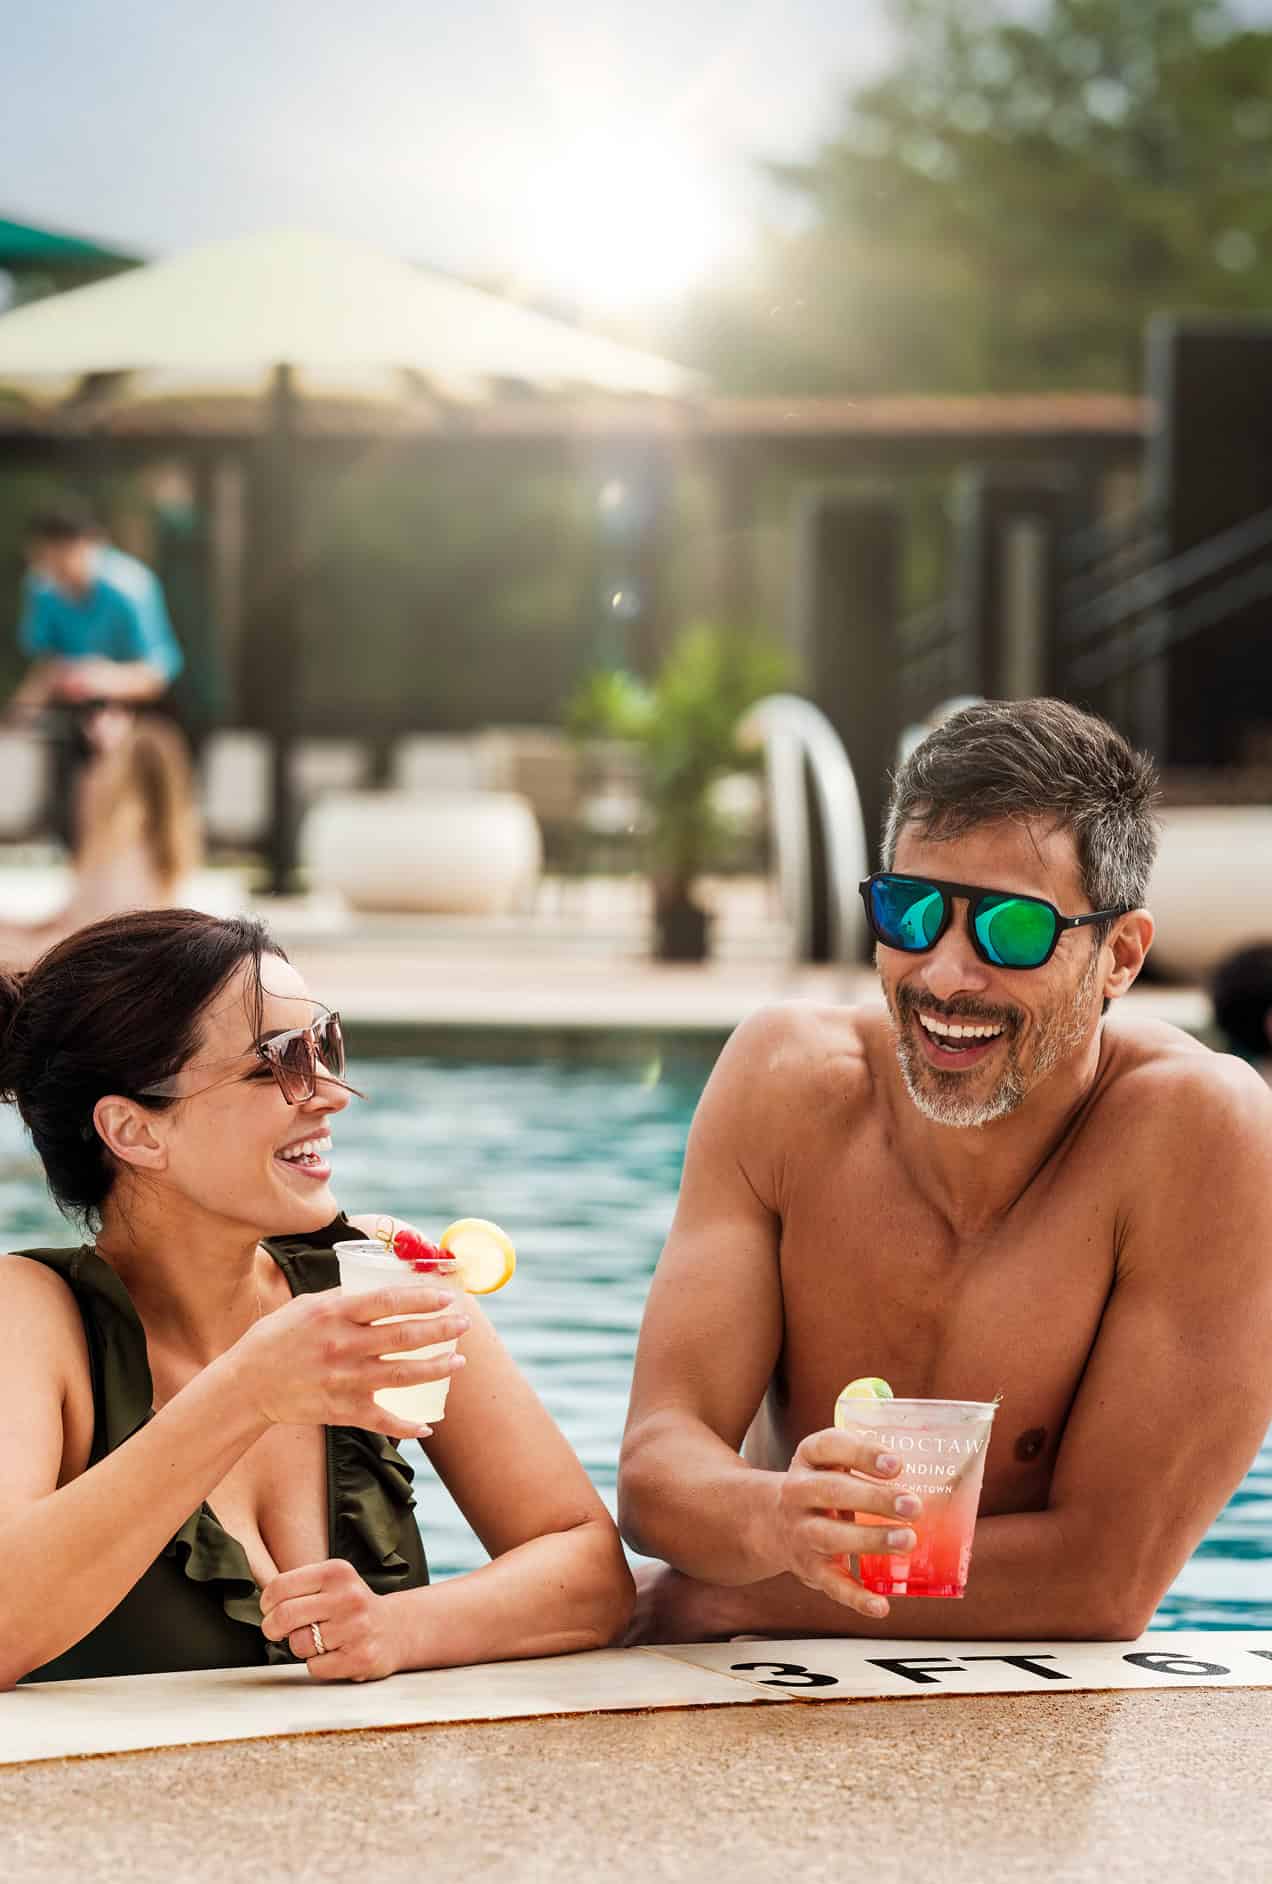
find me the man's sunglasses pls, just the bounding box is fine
[860,873,1131,971]
[139,1010,356,1106]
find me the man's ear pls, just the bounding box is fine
[1102,909,1155,1003]
[92,1097,169,1174]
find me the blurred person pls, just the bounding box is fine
[620,698,1272,1645]
[1211,943,1272,1077]
[0,910,633,1685]
[0,710,202,969]
[14,505,183,710]
[11,505,185,850]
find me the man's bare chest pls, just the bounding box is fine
[765,1139,1118,1510]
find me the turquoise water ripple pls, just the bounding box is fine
[2,1052,1267,1630]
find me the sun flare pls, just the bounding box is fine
[527,131,726,312]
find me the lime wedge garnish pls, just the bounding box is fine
[834,1377,894,1424]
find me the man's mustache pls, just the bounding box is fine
[895,987,1021,1033]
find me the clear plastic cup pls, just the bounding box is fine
[334,1240,461,1425]
[832,1396,998,1598]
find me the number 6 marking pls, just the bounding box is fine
[1123,1652,1232,1678]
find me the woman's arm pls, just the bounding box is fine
[385,1306,633,1670]
[345,1215,633,1671]
[0,1258,273,1685]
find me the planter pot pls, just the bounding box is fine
[654,892,712,963]
[301,790,542,915]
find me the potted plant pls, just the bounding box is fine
[565,624,790,962]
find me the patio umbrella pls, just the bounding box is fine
[0,229,702,886]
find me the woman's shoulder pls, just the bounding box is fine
[0,1252,93,1393]
[0,1247,87,1299]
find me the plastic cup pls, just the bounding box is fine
[832,1396,998,1598]
[334,1240,461,1425]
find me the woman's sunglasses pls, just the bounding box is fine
[139,1010,357,1106]
[860,873,1131,971]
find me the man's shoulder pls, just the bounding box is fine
[1102,1009,1272,1167]
[97,547,158,604]
[720,1000,879,1103]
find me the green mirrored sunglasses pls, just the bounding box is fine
[861,873,1131,970]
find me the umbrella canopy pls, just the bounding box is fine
[0,228,699,398]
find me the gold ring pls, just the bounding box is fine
[310,1622,326,1656]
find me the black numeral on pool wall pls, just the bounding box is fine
[730,1661,840,1688]
[1123,1653,1232,1678]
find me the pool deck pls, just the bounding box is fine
[273,929,1210,1041]
[4,1687,1268,1883]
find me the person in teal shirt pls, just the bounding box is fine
[15,505,183,709]
[11,505,185,850]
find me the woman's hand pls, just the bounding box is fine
[225,1281,471,1441]
[260,1559,402,1682]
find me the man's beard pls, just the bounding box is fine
[888,948,1100,1129]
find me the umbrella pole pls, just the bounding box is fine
[262,361,299,896]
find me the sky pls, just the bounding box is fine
[1,0,894,313]
[5,3,1272,318]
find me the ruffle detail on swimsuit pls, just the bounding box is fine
[329,1423,425,1590]
[163,1506,296,1665]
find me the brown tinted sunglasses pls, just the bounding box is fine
[138,1010,362,1105]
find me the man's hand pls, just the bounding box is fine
[259,1559,402,1683]
[769,1429,917,1618]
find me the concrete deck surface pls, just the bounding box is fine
[276,942,1211,1039]
[3,1689,1267,1883]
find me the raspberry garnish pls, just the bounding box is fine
[391,1226,446,1268]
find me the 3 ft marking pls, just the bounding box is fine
[730,1650,1270,1690]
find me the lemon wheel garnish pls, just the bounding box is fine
[439,1218,516,1294]
[834,1378,894,1423]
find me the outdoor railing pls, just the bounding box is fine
[1057,500,1272,695]
[896,595,964,730]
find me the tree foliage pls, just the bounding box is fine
[671,0,1272,393]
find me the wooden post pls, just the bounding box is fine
[256,364,301,895]
[795,489,902,876]
[954,465,1074,705]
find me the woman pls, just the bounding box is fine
[0,909,633,1686]
[0,708,202,970]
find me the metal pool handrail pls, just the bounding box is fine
[737,693,868,964]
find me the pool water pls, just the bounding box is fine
[1,1053,1267,1630]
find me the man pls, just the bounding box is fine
[12,506,184,848]
[620,698,1272,1642]
[14,506,183,709]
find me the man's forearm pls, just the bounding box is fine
[677,1509,1152,1643]
[620,1416,789,1585]
[76,660,167,702]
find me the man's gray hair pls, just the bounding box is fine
[883,697,1160,912]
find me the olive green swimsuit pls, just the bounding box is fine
[18,1214,428,1684]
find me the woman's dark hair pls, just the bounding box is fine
[0,910,285,1226]
[1210,943,1272,1060]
